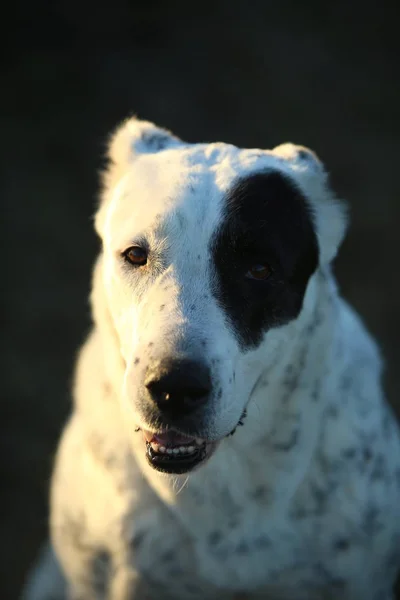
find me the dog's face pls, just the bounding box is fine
[95,119,346,474]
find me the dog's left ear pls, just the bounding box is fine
[272,143,348,265]
[95,117,181,237]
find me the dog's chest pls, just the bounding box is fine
[128,487,318,598]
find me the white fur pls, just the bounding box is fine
[23,119,400,600]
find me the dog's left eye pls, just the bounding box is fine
[122,246,148,267]
[245,264,271,281]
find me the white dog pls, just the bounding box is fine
[23,118,400,600]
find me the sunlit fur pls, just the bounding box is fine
[23,118,400,600]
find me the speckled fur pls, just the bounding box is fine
[22,119,400,600]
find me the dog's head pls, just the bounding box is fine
[94,118,346,474]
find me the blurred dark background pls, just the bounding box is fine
[1,0,399,597]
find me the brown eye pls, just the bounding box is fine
[245,264,271,281]
[123,246,148,267]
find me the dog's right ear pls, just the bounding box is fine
[95,117,181,238]
[108,117,181,164]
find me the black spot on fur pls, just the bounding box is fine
[291,507,307,520]
[342,447,357,459]
[211,171,319,349]
[386,534,400,573]
[228,518,239,529]
[168,566,184,576]
[362,506,383,536]
[61,514,88,552]
[281,342,309,403]
[363,447,373,463]
[88,432,118,469]
[140,131,170,150]
[371,454,386,481]
[90,549,111,596]
[208,531,222,545]
[134,357,140,365]
[131,531,146,550]
[252,485,269,501]
[236,541,249,554]
[326,405,339,419]
[271,428,299,452]
[148,342,154,348]
[298,149,310,160]
[340,371,353,393]
[254,535,271,549]
[309,482,328,515]
[159,304,165,311]
[333,538,350,552]
[311,379,321,402]
[160,549,179,564]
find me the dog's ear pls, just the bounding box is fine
[108,117,181,165]
[95,117,181,237]
[272,143,348,265]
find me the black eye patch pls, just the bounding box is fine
[210,170,319,349]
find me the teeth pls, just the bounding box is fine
[148,442,201,456]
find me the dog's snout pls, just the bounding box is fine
[144,359,211,416]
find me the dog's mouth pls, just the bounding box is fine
[140,410,246,474]
[142,429,212,474]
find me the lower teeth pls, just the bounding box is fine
[148,442,201,457]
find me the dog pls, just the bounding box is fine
[22,118,400,600]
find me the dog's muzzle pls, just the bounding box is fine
[140,358,216,473]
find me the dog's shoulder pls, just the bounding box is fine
[290,296,400,570]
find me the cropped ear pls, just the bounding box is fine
[272,143,348,265]
[95,117,181,237]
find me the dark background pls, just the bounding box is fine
[1,1,399,597]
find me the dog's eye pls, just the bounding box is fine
[123,246,148,267]
[245,264,271,281]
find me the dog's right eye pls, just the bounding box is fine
[122,246,148,267]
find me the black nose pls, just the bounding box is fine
[144,359,211,417]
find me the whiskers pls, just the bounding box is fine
[172,475,190,495]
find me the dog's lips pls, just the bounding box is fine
[141,428,211,474]
[142,429,201,447]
